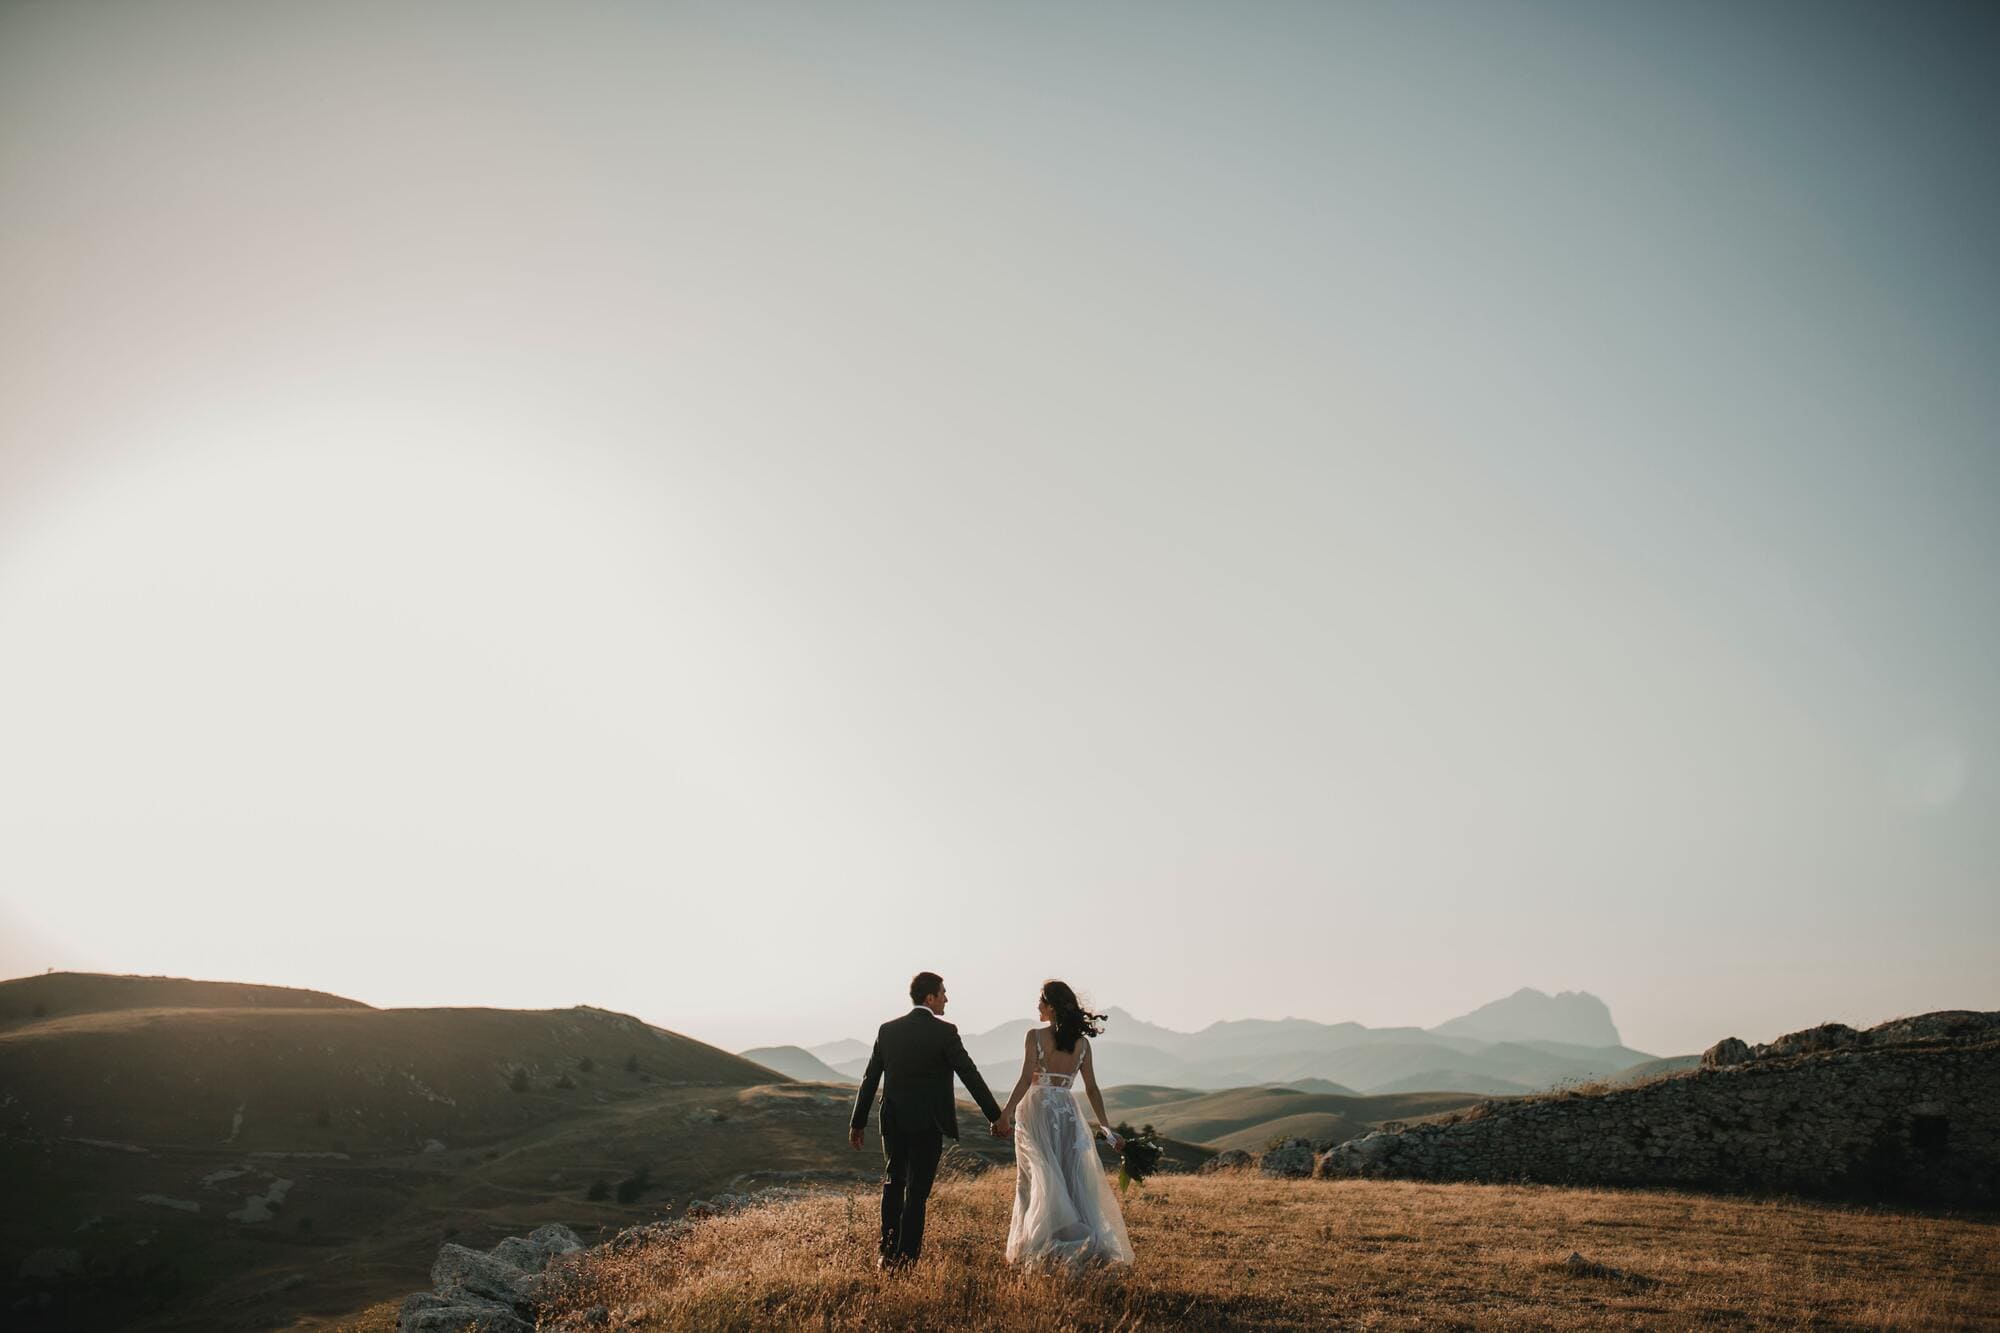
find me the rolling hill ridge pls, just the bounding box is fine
[805,988,1673,1097]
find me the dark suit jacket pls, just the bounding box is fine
[849,1007,1002,1139]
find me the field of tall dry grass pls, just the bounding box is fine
[526,1170,2000,1330]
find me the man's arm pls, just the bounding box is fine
[848,1036,884,1149]
[945,1026,1003,1124]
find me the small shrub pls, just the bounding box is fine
[510,1067,531,1093]
[556,1073,576,1090]
[623,1054,640,1074]
[587,1178,610,1202]
[578,1056,595,1073]
[32,1002,48,1018]
[295,1216,312,1234]
[615,1167,651,1204]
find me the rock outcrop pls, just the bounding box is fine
[1258,1137,1316,1178]
[1317,1011,2000,1205]
[397,1190,812,1331]
[398,1224,581,1333]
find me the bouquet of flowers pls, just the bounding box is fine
[1102,1121,1164,1192]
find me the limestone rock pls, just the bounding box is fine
[1759,1022,1862,1060]
[399,1290,532,1333]
[1703,1037,1752,1068]
[1317,1130,1398,1177]
[1258,1137,1315,1178]
[485,1237,542,1272]
[525,1223,583,1265]
[430,1243,530,1307]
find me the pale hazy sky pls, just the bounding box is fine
[2,1,1995,1058]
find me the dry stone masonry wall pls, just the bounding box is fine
[1314,1010,1999,1206]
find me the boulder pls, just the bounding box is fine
[1703,1037,1752,1068]
[430,1243,530,1307]
[1198,1149,1253,1174]
[486,1237,543,1272]
[399,1291,532,1333]
[1258,1137,1315,1178]
[1758,1022,1862,1060]
[1316,1130,1398,1178]
[525,1223,583,1265]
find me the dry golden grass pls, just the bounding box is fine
[539,1172,2000,1330]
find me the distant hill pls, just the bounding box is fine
[0,970,370,1028]
[804,1037,872,1066]
[816,990,1666,1097]
[739,1045,856,1084]
[1431,987,1621,1047]
[1597,1053,1702,1087]
[1366,1071,1535,1097]
[1099,1085,1484,1153]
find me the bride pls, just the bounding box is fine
[995,980,1135,1269]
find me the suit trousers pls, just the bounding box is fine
[879,1126,946,1262]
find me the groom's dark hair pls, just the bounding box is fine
[910,971,944,1005]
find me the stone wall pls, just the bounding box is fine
[1316,1012,2000,1206]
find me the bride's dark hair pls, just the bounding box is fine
[1040,979,1107,1054]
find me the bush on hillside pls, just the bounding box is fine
[556,1072,577,1089]
[623,1054,640,1074]
[578,1056,595,1073]
[32,1002,47,1018]
[587,1178,610,1202]
[510,1067,531,1093]
[615,1168,651,1204]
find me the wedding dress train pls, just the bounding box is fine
[1006,1034,1134,1269]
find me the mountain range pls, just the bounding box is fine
[787,988,1673,1097]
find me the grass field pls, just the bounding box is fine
[488,1172,2000,1330]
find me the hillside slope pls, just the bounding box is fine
[0,996,789,1330]
[0,971,369,1028]
[0,1003,779,1149]
[1101,1085,1484,1151]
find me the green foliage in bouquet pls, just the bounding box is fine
[1111,1121,1164,1192]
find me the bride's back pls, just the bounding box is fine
[1033,1026,1087,1080]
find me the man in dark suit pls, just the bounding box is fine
[848,970,1005,1267]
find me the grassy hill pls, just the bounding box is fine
[1100,1085,1486,1152]
[359,1172,2000,1330]
[0,979,800,1329]
[0,971,370,1028]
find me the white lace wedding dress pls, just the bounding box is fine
[1006,1031,1134,1269]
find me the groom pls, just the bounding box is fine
[847,971,1005,1268]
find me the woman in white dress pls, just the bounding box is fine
[994,980,1135,1270]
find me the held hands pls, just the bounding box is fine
[991,1114,1013,1138]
